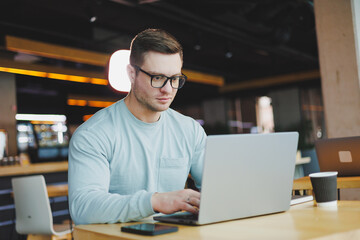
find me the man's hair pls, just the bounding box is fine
[129,29,183,66]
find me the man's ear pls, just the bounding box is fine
[127,64,136,84]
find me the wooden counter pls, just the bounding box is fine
[0,161,68,177]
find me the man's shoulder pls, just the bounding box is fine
[164,108,206,148]
[166,108,194,122]
[165,108,203,130]
[74,100,123,133]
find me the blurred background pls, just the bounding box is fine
[0,0,323,156]
[3,1,360,238]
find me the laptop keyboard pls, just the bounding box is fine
[173,212,198,220]
[153,211,199,224]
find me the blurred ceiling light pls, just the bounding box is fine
[225,40,233,59]
[51,123,68,132]
[225,51,233,59]
[67,99,87,106]
[83,114,93,122]
[16,114,66,122]
[88,100,114,108]
[90,16,97,23]
[67,98,115,108]
[90,78,108,85]
[194,32,202,51]
[108,49,131,92]
[0,67,107,85]
[194,44,201,51]
[17,125,30,132]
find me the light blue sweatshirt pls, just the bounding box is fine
[68,99,206,225]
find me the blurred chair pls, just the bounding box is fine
[12,175,72,240]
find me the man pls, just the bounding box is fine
[68,29,206,224]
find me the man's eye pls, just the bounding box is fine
[153,75,165,81]
[171,76,181,81]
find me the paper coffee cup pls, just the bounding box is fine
[309,172,338,207]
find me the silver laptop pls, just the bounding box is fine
[315,136,360,176]
[154,132,299,225]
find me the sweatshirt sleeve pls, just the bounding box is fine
[68,129,155,225]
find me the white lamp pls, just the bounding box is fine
[108,50,131,92]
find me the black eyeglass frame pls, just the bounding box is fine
[132,65,187,89]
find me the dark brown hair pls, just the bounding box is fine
[129,29,183,66]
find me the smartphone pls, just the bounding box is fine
[121,223,178,236]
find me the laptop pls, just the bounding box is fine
[315,136,360,176]
[154,132,299,225]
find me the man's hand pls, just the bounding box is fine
[151,189,200,214]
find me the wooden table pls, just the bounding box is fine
[74,201,360,240]
[293,176,360,195]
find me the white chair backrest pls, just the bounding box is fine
[12,175,54,235]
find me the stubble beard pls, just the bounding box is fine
[133,88,172,113]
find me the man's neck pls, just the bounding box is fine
[124,95,161,123]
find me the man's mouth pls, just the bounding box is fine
[157,97,171,103]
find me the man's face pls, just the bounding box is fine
[131,51,182,113]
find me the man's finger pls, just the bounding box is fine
[186,197,200,207]
[181,202,199,214]
[188,190,201,199]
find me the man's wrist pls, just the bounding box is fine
[151,192,159,213]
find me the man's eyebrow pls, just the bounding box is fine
[148,71,182,76]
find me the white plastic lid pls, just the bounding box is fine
[309,172,338,178]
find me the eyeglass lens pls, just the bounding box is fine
[151,75,185,89]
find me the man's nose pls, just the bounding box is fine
[160,79,173,93]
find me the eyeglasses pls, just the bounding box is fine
[133,65,186,89]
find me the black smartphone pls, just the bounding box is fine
[121,223,178,236]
